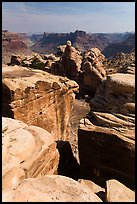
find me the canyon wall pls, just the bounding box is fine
[2,65,79,141]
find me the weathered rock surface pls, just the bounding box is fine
[2,175,102,202]
[2,117,59,191]
[9,53,60,71]
[81,48,106,94]
[106,179,135,202]
[78,73,135,190]
[78,179,105,194]
[61,41,82,80]
[90,73,135,115]
[105,52,135,75]
[2,65,79,141]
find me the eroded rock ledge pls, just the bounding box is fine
[2,65,79,141]
[78,73,135,190]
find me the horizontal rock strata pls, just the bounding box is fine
[78,73,135,190]
[2,65,79,141]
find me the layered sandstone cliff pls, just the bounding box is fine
[2,65,79,141]
[78,73,135,190]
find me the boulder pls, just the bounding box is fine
[78,179,105,201]
[2,117,59,191]
[106,179,135,202]
[61,40,82,80]
[2,175,102,202]
[81,48,106,94]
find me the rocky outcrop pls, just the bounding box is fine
[2,175,102,202]
[61,41,82,80]
[2,117,59,191]
[2,30,32,64]
[105,52,135,75]
[2,65,79,141]
[81,48,106,95]
[78,73,135,190]
[106,179,135,202]
[9,53,60,72]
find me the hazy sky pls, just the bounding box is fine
[2,2,135,34]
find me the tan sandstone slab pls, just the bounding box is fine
[106,179,135,202]
[2,175,102,202]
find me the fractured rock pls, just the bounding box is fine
[2,65,79,141]
[81,48,106,94]
[61,40,82,80]
[78,73,135,190]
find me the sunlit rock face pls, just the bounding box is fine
[81,48,106,95]
[61,41,82,81]
[2,175,102,202]
[106,179,135,202]
[2,117,59,191]
[2,65,79,141]
[78,73,135,190]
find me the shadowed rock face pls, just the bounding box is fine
[78,73,135,190]
[2,117,59,191]
[2,65,79,141]
[102,33,135,58]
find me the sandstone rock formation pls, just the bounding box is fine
[9,53,60,72]
[57,44,66,56]
[2,175,102,202]
[2,30,32,64]
[2,117,59,191]
[2,65,79,141]
[105,179,135,202]
[105,52,135,75]
[78,179,105,201]
[31,30,134,56]
[81,48,106,95]
[78,73,135,190]
[61,41,82,80]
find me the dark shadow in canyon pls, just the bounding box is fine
[2,83,14,118]
[56,140,80,181]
